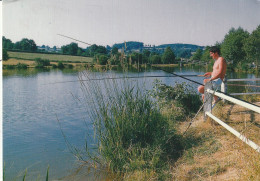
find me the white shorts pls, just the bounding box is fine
[212,78,222,90]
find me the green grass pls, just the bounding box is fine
[8,51,93,63]
[77,72,185,180]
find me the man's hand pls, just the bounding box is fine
[203,78,211,85]
[203,72,212,77]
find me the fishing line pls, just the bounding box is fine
[43,74,202,85]
[182,84,221,135]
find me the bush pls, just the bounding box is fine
[67,64,74,69]
[35,58,50,68]
[3,49,9,61]
[77,73,184,179]
[16,63,28,69]
[149,80,202,117]
[235,62,249,71]
[4,65,15,69]
[57,61,65,69]
[98,54,109,65]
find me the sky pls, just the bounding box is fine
[2,0,260,48]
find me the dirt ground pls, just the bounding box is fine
[172,102,260,181]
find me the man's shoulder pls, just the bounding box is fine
[217,57,226,63]
[218,57,225,61]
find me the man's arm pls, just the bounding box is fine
[203,72,212,77]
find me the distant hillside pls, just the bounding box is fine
[156,43,205,58]
[156,43,204,51]
[112,41,144,50]
[111,42,204,58]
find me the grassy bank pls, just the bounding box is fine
[7,51,93,63]
[75,75,260,180]
[72,74,202,180]
[2,51,94,70]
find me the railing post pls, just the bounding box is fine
[221,76,227,102]
[204,81,213,121]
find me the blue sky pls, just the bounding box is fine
[3,0,260,48]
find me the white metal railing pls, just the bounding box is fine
[227,78,260,82]
[206,112,260,153]
[204,81,260,153]
[206,89,260,114]
[226,78,260,96]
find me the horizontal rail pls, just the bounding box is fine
[227,78,260,82]
[227,84,260,88]
[230,92,260,96]
[206,112,260,153]
[206,89,260,114]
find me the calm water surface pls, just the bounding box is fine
[3,67,259,180]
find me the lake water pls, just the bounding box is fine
[3,67,259,180]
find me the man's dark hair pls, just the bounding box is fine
[209,46,220,55]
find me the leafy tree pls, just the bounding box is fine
[14,42,21,50]
[61,42,79,55]
[2,36,14,49]
[243,25,260,68]
[191,48,203,60]
[201,46,211,62]
[96,46,107,54]
[162,47,175,64]
[83,48,91,56]
[68,43,78,55]
[77,48,84,56]
[99,55,109,65]
[130,52,143,64]
[87,44,107,56]
[95,54,109,65]
[150,55,161,64]
[143,49,151,57]
[19,38,37,52]
[3,49,9,61]
[61,45,69,54]
[221,27,249,65]
[178,49,191,59]
[89,44,98,56]
[111,47,119,55]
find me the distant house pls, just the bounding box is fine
[37,45,61,53]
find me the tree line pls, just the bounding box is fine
[3,37,37,52]
[3,25,259,70]
[191,25,260,70]
[93,46,177,65]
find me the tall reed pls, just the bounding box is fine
[78,71,184,179]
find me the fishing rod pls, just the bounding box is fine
[57,34,92,46]
[152,65,204,86]
[56,34,206,84]
[44,74,203,85]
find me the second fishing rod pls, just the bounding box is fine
[57,34,205,85]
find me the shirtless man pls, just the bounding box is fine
[198,46,227,102]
